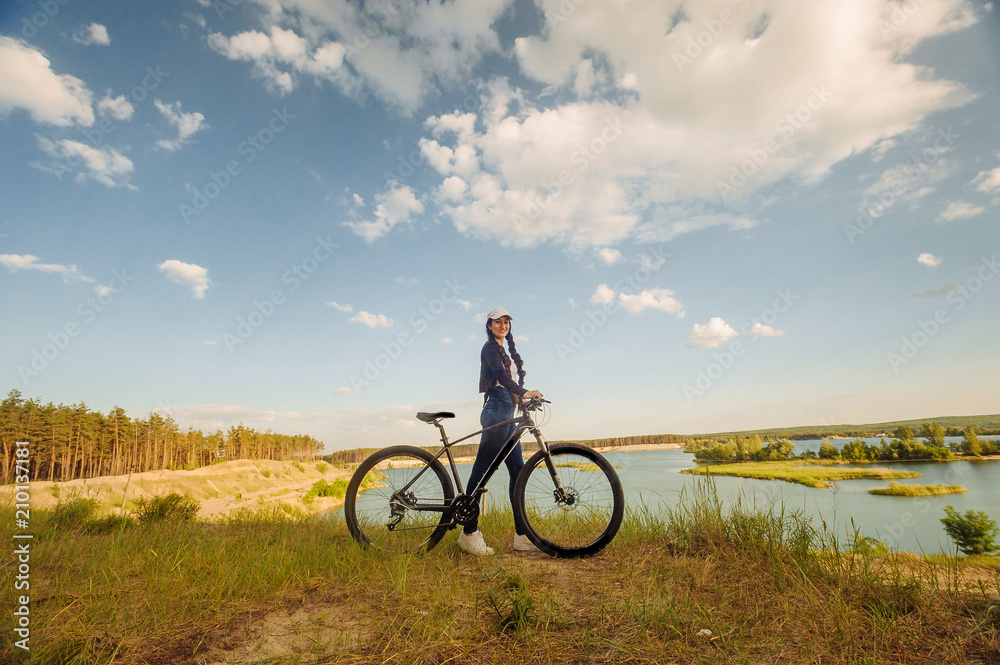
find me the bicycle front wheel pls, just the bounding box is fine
[514,443,624,558]
[345,445,455,554]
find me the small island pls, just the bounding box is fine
[681,460,921,488]
[868,482,968,497]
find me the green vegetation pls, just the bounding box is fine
[686,434,795,461]
[132,492,200,523]
[681,460,921,488]
[940,505,1000,556]
[302,479,349,505]
[869,482,968,497]
[3,480,997,664]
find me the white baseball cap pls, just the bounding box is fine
[487,307,512,322]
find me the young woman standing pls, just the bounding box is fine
[457,307,543,556]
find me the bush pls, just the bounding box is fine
[940,505,999,556]
[86,514,136,534]
[51,497,100,530]
[132,492,200,524]
[302,479,348,505]
[292,461,305,473]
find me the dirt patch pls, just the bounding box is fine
[196,600,371,665]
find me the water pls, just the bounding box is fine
[599,441,1000,555]
[333,438,1000,555]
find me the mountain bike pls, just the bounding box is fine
[344,397,624,558]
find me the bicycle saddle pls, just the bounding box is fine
[416,411,455,422]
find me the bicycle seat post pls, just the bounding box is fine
[433,420,449,447]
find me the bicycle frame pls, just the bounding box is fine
[392,405,569,518]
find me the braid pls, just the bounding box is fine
[506,331,526,387]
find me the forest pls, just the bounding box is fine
[0,390,323,484]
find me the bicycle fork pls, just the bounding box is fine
[532,427,575,506]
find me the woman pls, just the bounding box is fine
[457,307,543,556]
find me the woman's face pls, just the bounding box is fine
[490,316,510,340]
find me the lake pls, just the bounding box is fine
[335,436,1000,555]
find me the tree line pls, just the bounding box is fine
[0,390,323,484]
[819,424,998,462]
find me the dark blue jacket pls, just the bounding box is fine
[479,340,526,401]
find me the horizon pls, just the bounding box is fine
[2,0,999,451]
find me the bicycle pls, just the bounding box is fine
[344,397,624,558]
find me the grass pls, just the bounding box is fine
[869,482,970,497]
[681,459,922,488]
[2,480,998,664]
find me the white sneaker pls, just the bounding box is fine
[513,534,540,552]
[457,530,495,556]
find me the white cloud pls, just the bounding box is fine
[456,299,473,311]
[206,1,509,112]
[35,138,135,188]
[688,317,739,348]
[597,248,622,265]
[335,387,354,395]
[441,337,452,344]
[618,288,684,316]
[0,254,92,283]
[344,183,424,242]
[937,201,985,222]
[350,311,393,328]
[73,23,110,46]
[154,100,208,151]
[514,334,529,342]
[746,322,785,338]
[157,259,213,299]
[0,37,94,127]
[590,283,616,305]
[327,301,353,312]
[97,94,134,121]
[917,252,942,267]
[417,0,975,247]
[971,166,1000,194]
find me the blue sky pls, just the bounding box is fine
[1,0,998,451]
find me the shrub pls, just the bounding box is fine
[302,479,348,505]
[51,497,100,530]
[86,514,136,534]
[315,462,329,474]
[292,461,305,473]
[940,505,999,556]
[132,492,199,524]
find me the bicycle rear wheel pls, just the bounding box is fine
[345,445,455,553]
[514,443,624,558]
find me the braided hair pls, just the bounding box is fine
[485,319,526,388]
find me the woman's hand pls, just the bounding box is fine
[522,390,543,401]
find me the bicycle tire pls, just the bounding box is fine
[513,443,624,558]
[345,445,455,554]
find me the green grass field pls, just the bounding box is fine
[869,482,969,497]
[2,479,998,664]
[681,460,922,488]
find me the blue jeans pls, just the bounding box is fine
[463,389,526,535]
